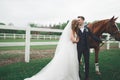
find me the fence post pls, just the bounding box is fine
[90,48,94,53]
[44,35,45,40]
[37,35,39,40]
[50,35,52,40]
[106,34,110,50]
[25,26,30,63]
[55,35,57,40]
[4,33,6,39]
[13,34,16,39]
[22,34,24,39]
[119,42,120,48]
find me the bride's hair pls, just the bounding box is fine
[71,19,79,33]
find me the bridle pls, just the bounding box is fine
[100,22,120,47]
[106,22,120,37]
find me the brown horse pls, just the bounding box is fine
[87,16,120,75]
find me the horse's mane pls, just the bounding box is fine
[89,19,109,28]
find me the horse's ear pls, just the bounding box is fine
[110,16,118,22]
[114,17,118,21]
[110,16,115,21]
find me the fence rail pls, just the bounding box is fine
[0,33,60,40]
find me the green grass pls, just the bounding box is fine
[0,39,57,50]
[89,49,120,80]
[0,54,22,60]
[0,45,57,50]
[0,39,58,42]
[0,49,120,80]
[0,58,51,80]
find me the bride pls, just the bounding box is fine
[24,19,80,80]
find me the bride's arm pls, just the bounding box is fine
[70,30,79,43]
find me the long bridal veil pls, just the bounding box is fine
[24,21,80,80]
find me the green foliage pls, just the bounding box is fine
[0,22,5,25]
[29,23,38,27]
[39,31,61,35]
[52,21,69,29]
[117,23,120,29]
[0,21,69,35]
[0,23,25,34]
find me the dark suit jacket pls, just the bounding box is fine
[77,25,102,50]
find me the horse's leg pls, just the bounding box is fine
[80,55,85,72]
[79,55,86,72]
[94,47,101,75]
[80,55,83,65]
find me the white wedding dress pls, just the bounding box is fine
[24,21,80,80]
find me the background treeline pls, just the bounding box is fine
[0,21,120,35]
[0,21,69,35]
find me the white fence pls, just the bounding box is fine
[102,33,120,49]
[0,25,120,62]
[0,25,62,62]
[0,33,60,40]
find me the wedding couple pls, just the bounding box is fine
[24,16,102,80]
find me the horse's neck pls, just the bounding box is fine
[88,22,105,37]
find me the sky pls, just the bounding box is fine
[0,0,120,27]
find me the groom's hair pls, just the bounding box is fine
[77,16,85,21]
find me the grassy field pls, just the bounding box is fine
[0,45,57,50]
[0,49,120,80]
[0,39,119,51]
[0,39,58,42]
[0,39,57,50]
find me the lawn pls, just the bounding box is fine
[0,39,57,50]
[0,49,120,80]
[0,39,58,42]
[0,45,57,50]
[0,58,51,80]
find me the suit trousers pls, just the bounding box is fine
[77,45,90,78]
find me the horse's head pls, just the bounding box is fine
[105,16,120,41]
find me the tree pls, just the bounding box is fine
[0,22,5,25]
[117,23,120,29]
[29,23,38,27]
[52,20,69,29]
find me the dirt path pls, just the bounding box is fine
[0,49,55,66]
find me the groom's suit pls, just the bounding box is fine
[77,25,102,79]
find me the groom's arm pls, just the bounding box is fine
[87,27,102,43]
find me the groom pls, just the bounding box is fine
[76,16,102,80]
